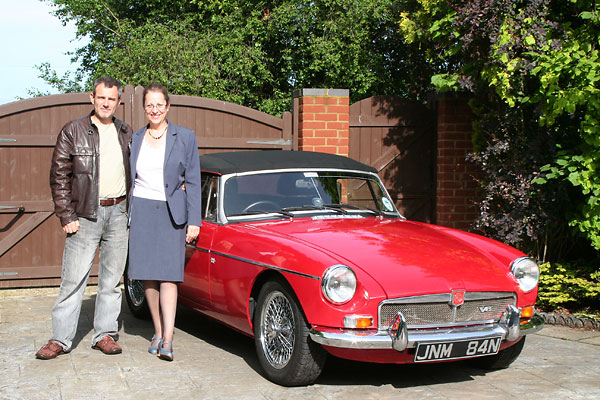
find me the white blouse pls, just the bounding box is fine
[133,137,166,201]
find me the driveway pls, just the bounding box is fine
[1,288,599,399]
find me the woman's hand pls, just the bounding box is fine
[186,224,200,243]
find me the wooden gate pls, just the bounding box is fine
[349,96,436,223]
[0,86,292,288]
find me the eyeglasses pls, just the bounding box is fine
[144,103,167,112]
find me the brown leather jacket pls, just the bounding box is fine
[50,111,133,226]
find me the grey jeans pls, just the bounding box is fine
[50,201,129,350]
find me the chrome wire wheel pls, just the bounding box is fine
[127,278,145,308]
[259,291,296,369]
[124,267,149,318]
[254,280,327,386]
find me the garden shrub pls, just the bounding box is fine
[537,261,600,310]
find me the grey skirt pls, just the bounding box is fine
[128,196,186,282]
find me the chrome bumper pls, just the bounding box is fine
[309,307,545,351]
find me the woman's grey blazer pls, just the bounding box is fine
[129,121,202,227]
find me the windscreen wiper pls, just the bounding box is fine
[282,205,347,214]
[228,210,294,218]
[337,203,383,216]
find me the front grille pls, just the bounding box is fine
[379,293,515,330]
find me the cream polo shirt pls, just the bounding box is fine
[97,122,126,199]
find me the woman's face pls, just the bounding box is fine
[144,90,170,127]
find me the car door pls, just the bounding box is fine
[179,174,218,308]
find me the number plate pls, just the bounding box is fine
[414,337,502,362]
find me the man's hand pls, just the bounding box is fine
[62,220,80,234]
[186,224,200,243]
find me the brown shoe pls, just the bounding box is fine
[92,335,122,354]
[36,340,66,360]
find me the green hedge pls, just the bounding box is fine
[537,262,600,310]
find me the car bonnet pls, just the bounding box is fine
[246,217,523,298]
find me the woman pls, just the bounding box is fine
[128,84,201,361]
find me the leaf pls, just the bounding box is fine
[580,11,595,20]
[524,35,536,46]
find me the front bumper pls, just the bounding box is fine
[309,306,545,351]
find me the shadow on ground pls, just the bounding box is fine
[118,295,492,388]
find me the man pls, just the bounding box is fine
[36,76,133,359]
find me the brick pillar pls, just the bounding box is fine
[436,94,481,231]
[292,88,349,156]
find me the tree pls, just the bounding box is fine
[26,62,85,97]
[41,0,431,115]
[531,6,600,250]
[398,0,600,260]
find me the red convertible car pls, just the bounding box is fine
[125,150,543,386]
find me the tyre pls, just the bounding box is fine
[467,336,526,370]
[124,266,149,319]
[253,280,327,386]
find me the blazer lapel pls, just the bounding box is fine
[130,128,145,182]
[163,121,177,170]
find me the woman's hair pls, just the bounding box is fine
[143,83,170,105]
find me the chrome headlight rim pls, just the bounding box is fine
[321,264,357,305]
[510,257,540,293]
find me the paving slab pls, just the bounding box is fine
[537,325,600,341]
[1,287,599,400]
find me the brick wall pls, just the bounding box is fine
[292,88,481,232]
[292,88,350,156]
[435,94,480,231]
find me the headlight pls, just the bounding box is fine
[321,265,356,304]
[511,257,540,293]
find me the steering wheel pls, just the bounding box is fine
[242,201,281,213]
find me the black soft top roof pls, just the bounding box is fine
[200,151,377,175]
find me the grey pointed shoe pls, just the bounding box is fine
[158,341,173,361]
[148,337,162,355]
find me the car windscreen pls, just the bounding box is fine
[223,171,399,218]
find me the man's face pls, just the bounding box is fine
[90,83,120,122]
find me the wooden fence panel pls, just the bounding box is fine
[0,86,291,288]
[349,96,436,223]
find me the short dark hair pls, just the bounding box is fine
[93,76,123,97]
[143,83,170,106]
